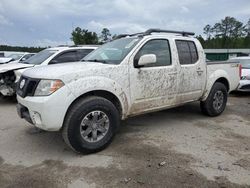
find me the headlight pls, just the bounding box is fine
[34,79,64,96]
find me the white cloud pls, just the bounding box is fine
[0,0,249,46]
[180,6,190,13]
[88,20,147,33]
[0,15,12,26]
[34,39,73,47]
[88,20,105,30]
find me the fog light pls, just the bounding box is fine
[31,112,42,125]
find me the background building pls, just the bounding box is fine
[205,49,250,61]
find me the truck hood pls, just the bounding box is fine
[0,62,34,73]
[0,58,12,64]
[23,62,117,81]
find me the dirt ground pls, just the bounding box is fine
[0,93,249,188]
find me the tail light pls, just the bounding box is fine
[239,64,242,78]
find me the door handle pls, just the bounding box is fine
[168,72,178,75]
[197,68,204,75]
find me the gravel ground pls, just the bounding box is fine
[0,93,249,188]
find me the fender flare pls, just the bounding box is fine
[66,76,129,118]
[201,69,230,101]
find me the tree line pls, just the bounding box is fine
[70,27,114,45]
[197,17,250,49]
[71,17,250,49]
[0,45,45,53]
[0,16,249,53]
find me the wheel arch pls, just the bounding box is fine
[62,90,123,130]
[202,76,230,101]
[215,77,230,91]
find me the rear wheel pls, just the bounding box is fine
[200,82,228,117]
[62,96,120,154]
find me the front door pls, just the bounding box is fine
[129,39,178,115]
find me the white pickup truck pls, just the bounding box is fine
[16,29,240,153]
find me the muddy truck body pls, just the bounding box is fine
[16,29,240,153]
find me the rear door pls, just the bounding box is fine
[175,40,206,103]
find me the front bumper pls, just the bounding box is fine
[237,80,250,92]
[17,86,76,131]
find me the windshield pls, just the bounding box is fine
[23,49,57,65]
[228,58,250,69]
[7,54,24,60]
[83,37,141,64]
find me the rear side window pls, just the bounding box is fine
[23,54,34,59]
[52,51,78,64]
[176,40,198,65]
[134,39,171,67]
[77,49,94,59]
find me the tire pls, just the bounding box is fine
[62,96,120,154]
[200,82,228,117]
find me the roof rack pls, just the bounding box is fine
[115,32,144,39]
[56,45,69,47]
[144,29,195,36]
[114,28,195,39]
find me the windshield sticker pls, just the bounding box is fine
[125,39,139,49]
[100,53,108,60]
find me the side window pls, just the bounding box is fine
[176,40,198,65]
[77,49,94,60]
[134,39,171,67]
[24,54,32,59]
[20,54,32,61]
[51,51,77,64]
[188,42,198,63]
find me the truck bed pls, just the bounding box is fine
[206,61,240,92]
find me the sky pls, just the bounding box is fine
[0,0,249,47]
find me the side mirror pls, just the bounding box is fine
[137,54,157,67]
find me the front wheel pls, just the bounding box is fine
[200,82,228,117]
[62,96,120,154]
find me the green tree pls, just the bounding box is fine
[245,19,250,36]
[100,28,111,43]
[211,17,244,38]
[203,24,212,39]
[71,27,99,45]
[201,16,248,49]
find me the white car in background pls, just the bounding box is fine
[0,46,98,96]
[0,53,35,64]
[228,57,250,92]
